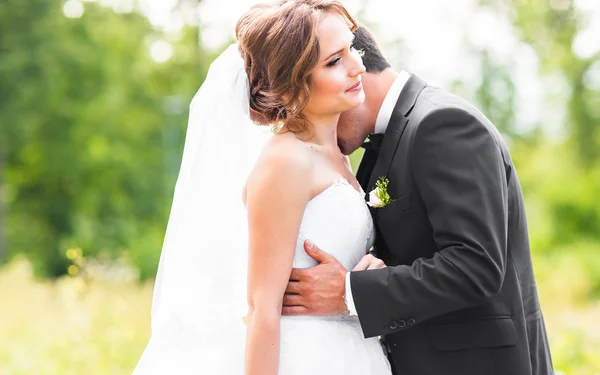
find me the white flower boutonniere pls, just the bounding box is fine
[367,176,394,208]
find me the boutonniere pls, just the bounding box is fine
[367,176,394,208]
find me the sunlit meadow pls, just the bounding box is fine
[1,249,599,375]
[0,255,152,375]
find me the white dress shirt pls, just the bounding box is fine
[344,70,411,316]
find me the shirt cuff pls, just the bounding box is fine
[345,272,358,317]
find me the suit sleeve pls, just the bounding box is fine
[351,106,509,338]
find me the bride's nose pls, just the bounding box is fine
[348,53,365,77]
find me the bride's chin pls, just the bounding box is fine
[346,100,364,112]
[349,93,365,107]
[337,95,364,114]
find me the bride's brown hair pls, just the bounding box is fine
[236,0,357,133]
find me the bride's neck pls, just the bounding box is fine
[296,113,340,149]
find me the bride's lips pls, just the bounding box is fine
[345,81,362,93]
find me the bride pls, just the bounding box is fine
[133,1,392,374]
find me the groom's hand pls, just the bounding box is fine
[352,253,387,271]
[281,240,347,316]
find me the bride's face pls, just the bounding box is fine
[302,13,365,119]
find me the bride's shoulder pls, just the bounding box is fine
[255,133,311,178]
[244,133,313,199]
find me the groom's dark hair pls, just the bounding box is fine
[353,27,391,73]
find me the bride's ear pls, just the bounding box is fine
[282,92,306,114]
[281,93,296,113]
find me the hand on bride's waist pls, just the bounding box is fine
[281,240,387,317]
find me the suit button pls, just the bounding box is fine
[407,318,416,325]
[389,321,398,330]
[398,320,406,328]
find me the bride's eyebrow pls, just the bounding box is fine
[321,33,356,62]
[323,47,344,62]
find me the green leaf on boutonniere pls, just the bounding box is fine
[375,176,394,206]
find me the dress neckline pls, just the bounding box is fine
[309,178,365,204]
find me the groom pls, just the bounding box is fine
[282,27,554,375]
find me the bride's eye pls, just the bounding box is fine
[327,57,341,67]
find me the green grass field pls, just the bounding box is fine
[1,255,598,375]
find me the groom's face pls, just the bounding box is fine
[337,72,378,155]
[337,104,370,155]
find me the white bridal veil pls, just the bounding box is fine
[132,44,272,374]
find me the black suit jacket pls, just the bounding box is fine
[352,75,553,375]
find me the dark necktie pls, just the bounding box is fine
[361,133,384,151]
[357,134,384,192]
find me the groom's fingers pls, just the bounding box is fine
[285,280,302,294]
[289,268,309,282]
[304,240,335,263]
[352,254,387,271]
[366,259,386,270]
[282,293,303,307]
[352,255,373,271]
[281,305,310,316]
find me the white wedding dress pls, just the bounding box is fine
[276,178,392,374]
[132,178,392,374]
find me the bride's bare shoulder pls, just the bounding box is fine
[243,133,312,205]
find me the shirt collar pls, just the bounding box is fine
[374,70,410,134]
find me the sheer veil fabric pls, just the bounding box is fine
[132,44,272,374]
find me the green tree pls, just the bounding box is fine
[484,0,600,163]
[0,0,208,278]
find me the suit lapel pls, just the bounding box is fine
[367,114,407,192]
[366,75,428,192]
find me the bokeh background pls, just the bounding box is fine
[1,0,599,374]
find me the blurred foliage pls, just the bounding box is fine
[0,0,207,278]
[483,0,600,162]
[0,0,599,374]
[471,2,600,373]
[478,0,600,295]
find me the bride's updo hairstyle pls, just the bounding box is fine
[236,0,358,133]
